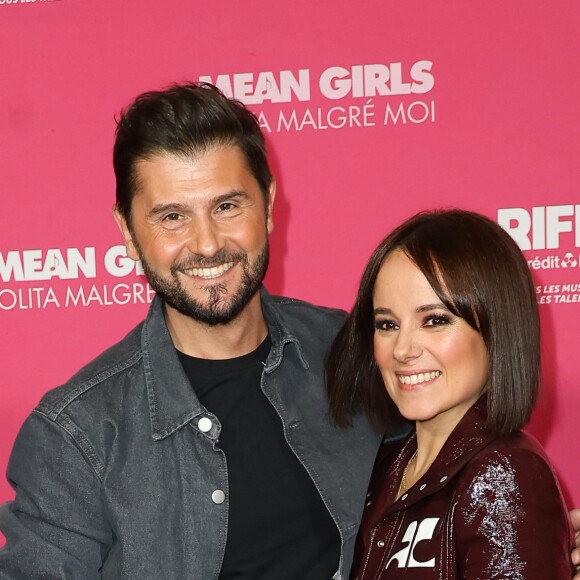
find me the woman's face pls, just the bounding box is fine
[372,250,489,432]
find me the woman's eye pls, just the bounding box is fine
[424,314,451,327]
[374,319,398,331]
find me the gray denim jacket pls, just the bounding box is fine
[0,288,385,579]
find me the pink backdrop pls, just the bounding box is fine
[1,0,579,541]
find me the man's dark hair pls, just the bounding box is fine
[113,82,272,224]
[326,209,540,436]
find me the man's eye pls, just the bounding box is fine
[163,212,181,221]
[374,319,398,331]
[217,202,236,212]
[424,314,451,327]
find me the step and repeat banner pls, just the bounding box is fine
[1,0,579,526]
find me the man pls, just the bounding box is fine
[0,83,579,579]
[0,83,383,579]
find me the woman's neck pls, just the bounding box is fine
[396,408,469,500]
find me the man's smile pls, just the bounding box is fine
[182,261,235,280]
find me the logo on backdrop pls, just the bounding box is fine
[0,245,154,311]
[199,60,435,133]
[498,204,580,305]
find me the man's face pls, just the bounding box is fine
[114,146,275,326]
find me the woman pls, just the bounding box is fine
[327,209,574,578]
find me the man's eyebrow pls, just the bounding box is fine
[213,190,249,204]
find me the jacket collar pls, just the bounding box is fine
[380,396,497,516]
[141,287,304,440]
[260,289,308,373]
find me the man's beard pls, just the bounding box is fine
[137,240,269,326]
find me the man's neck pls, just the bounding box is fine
[163,293,268,360]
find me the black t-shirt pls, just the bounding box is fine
[177,336,340,579]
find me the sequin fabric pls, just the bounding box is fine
[464,456,524,578]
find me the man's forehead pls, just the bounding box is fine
[129,146,263,212]
[136,145,245,172]
[134,147,252,187]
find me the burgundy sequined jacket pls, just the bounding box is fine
[351,397,574,579]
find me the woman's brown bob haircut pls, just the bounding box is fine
[326,209,540,436]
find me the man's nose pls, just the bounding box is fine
[187,217,224,257]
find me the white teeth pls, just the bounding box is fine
[184,262,234,279]
[398,371,441,385]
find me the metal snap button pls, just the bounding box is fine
[211,490,225,504]
[198,417,212,433]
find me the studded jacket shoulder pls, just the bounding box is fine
[351,396,574,579]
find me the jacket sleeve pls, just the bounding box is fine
[0,411,111,579]
[455,446,574,580]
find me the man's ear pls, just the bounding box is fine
[112,205,140,261]
[266,178,276,234]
